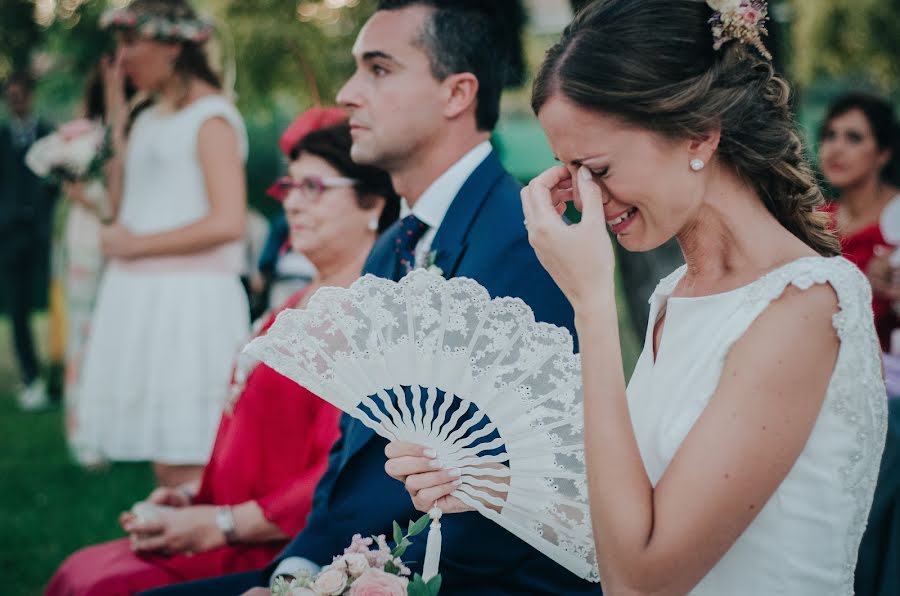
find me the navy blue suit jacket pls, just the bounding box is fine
[272,152,599,595]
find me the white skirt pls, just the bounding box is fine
[74,263,249,464]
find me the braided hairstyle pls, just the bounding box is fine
[532,0,839,256]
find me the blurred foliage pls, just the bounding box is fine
[791,0,900,89]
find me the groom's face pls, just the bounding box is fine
[337,6,447,171]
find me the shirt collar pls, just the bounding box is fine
[400,141,493,228]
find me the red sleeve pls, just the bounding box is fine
[254,387,343,536]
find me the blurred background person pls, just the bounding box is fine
[0,72,58,411]
[57,61,129,451]
[256,107,346,312]
[46,118,400,596]
[73,0,250,485]
[820,93,900,352]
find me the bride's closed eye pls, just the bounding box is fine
[589,165,610,178]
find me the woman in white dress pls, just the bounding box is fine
[75,0,249,487]
[388,1,887,594]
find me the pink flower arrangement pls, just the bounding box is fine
[271,515,441,596]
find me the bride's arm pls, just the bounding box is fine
[101,117,246,259]
[524,166,839,595]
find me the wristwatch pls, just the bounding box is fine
[215,506,238,544]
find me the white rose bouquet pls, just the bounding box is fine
[25,118,111,182]
[272,514,442,596]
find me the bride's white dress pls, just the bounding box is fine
[626,256,887,595]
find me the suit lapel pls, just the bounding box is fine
[341,151,506,463]
[429,151,505,278]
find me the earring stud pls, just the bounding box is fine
[367,218,379,231]
[690,159,705,172]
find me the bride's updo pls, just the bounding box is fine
[532,0,840,257]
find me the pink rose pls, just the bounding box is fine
[59,119,95,141]
[743,8,761,25]
[348,569,407,596]
[312,565,348,596]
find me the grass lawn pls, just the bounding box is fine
[0,297,641,596]
[0,316,155,596]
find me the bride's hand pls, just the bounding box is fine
[384,442,472,514]
[521,165,616,312]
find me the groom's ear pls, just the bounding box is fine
[442,72,479,121]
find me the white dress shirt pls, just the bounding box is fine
[270,140,493,586]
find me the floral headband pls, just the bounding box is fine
[100,9,215,43]
[706,0,772,61]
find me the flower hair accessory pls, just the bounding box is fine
[100,9,215,43]
[706,0,772,61]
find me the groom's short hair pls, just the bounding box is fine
[376,0,526,132]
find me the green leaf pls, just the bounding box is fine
[408,574,428,596]
[392,538,412,558]
[408,513,431,537]
[426,575,443,595]
[393,521,403,548]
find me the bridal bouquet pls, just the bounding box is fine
[272,514,442,596]
[25,118,110,182]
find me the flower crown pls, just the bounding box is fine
[706,0,772,61]
[100,9,215,44]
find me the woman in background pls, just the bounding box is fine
[819,93,900,351]
[74,0,249,485]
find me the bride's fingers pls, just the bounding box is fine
[384,455,435,482]
[405,468,462,494]
[385,442,435,459]
[531,165,572,191]
[413,480,462,511]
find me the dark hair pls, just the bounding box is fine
[376,0,526,131]
[123,0,221,89]
[820,93,900,185]
[4,72,35,94]
[532,0,840,257]
[291,123,401,233]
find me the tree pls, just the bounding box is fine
[791,0,900,88]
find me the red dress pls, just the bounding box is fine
[823,202,899,350]
[46,290,341,595]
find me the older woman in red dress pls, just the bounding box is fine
[46,114,401,595]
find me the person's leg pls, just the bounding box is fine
[137,570,266,596]
[8,236,41,385]
[153,463,205,488]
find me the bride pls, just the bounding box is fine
[385,0,887,593]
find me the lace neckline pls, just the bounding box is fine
[654,255,837,303]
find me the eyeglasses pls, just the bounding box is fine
[266,175,357,202]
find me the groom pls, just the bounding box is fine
[144,2,598,594]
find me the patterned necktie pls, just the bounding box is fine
[394,214,430,280]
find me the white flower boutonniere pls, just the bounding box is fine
[423,250,444,277]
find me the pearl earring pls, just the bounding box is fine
[367,218,379,231]
[690,159,705,172]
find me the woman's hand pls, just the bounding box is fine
[117,486,192,531]
[384,442,472,514]
[124,505,225,555]
[521,166,616,312]
[101,222,142,259]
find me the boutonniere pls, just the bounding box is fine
[423,250,444,277]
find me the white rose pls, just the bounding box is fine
[706,0,741,11]
[313,565,349,596]
[343,553,370,578]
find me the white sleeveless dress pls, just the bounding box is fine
[626,256,887,595]
[74,96,250,465]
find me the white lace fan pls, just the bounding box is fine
[243,269,599,583]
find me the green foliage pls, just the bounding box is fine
[408,573,443,596]
[791,0,900,88]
